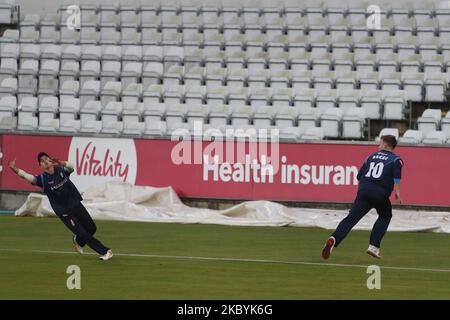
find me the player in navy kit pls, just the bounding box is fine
[8,152,113,261]
[322,135,403,260]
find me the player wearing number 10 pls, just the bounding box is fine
[322,135,403,260]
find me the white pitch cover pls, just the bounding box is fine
[15,181,450,234]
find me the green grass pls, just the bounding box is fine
[0,215,449,299]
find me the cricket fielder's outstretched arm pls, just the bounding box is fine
[51,158,74,174]
[8,159,37,185]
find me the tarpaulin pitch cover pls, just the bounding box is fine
[15,181,450,233]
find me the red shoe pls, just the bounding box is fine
[321,236,336,260]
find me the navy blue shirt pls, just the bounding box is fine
[357,150,403,197]
[33,166,83,215]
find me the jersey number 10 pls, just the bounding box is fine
[365,162,384,178]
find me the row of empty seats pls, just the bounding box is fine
[20,10,450,30]
[48,0,450,26]
[0,95,368,139]
[3,43,450,70]
[8,23,450,47]
[417,108,450,137]
[379,126,450,145]
[0,78,409,120]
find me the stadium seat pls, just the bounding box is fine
[272,88,293,107]
[0,29,19,44]
[184,85,206,105]
[273,106,298,129]
[121,61,142,89]
[122,83,142,105]
[278,126,301,141]
[18,60,38,92]
[320,107,343,138]
[0,58,17,84]
[144,120,167,137]
[165,104,187,132]
[316,90,336,114]
[59,97,80,125]
[185,104,208,127]
[293,88,315,110]
[81,45,101,61]
[402,72,424,101]
[143,102,165,125]
[231,105,253,128]
[0,94,17,130]
[184,66,205,89]
[79,80,101,108]
[101,102,124,135]
[399,129,424,144]
[38,60,59,100]
[61,45,81,64]
[80,99,102,124]
[298,107,320,135]
[0,0,19,25]
[0,95,17,114]
[417,109,442,136]
[164,65,184,87]
[79,61,100,87]
[143,84,163,105]
[40,13,59,35]
[300,127,324,141]
[38,118,60,132]
[142,62,163,89]
[383,90,407,120]
[98,61,119,88]
[424,74,448,102]
[423,130,448,145]
[0,43,19,60]
[441,111,450,138]
[342,107,365,139]
[19,44,40,64]
[122,102,144,136]
[251,106,273,129]
[376,128,400,141]
[0,78,18,99]
[100,81,122,106]
[228,87,249,106]
[38,96,58,123]
[102,45,122,61]
[40,44,61,63]
[209,105,230,127]
[17,97,38,131]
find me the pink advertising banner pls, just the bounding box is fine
[0,134,447,206]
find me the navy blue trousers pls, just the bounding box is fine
[58,203,109,255]
[332,189,392,248]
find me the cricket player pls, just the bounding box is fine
[322,135,403,260]
[8,152,113,261]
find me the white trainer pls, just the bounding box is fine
[73,236,83,254]
[99,250,114,261]
[367,245,382,259]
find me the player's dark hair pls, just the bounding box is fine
[381,135,398,149]
[37,152,50,163]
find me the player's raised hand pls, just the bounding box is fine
[50,158,63,166]
[8,158,18,173]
